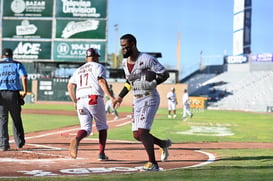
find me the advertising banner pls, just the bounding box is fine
[2,0,53,17]
[2,40,51,60]
[1,0,107,62]
[252,53,273,63]
[53,41,106,61]
[55,0,107,18]
[190,97,207,109]
[2,19,52,38]
[55,19,106,39]
[224,55,248,64]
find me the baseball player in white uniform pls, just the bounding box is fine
[167,87,177,118]
[182,89,193,119]
[67,48,115,160]
[113,34,172,171]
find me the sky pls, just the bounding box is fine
[107,0,273,78]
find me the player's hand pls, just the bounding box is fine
[134,80,157,90]
[113,97,123,109]
[73,102,77,110]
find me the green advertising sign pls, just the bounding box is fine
[1,0,108,63]
[55,19,106,39]
[2,40,51,60]
[53,41,106,62]
[2,19,52,38]
[55,0,107,18]
[3,0,53,17]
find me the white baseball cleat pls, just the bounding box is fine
[142,162,159,171]
[160,139,172,162]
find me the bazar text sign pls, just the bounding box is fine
[3,0,53,17]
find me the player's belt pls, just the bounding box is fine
[77,95,102,100]
[77,95,89,100]
[134,92,151,98]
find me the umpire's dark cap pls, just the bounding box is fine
[2,48,13,57]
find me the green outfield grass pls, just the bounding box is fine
[4,104,273,181]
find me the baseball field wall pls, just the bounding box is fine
[31,79,187,108]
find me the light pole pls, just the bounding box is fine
[114,24,118,68]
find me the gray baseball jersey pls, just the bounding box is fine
[121,52,167,131]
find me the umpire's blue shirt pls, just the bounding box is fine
[0,58,27,91]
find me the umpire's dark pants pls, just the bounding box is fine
[0,91,25,149]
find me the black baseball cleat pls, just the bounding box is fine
[98,153,109,161]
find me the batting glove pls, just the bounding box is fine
[134,80,157,90]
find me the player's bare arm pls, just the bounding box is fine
[98,77,115,101]
[67,83,77,109]
[113,80,132,108]
[21,75,28,98]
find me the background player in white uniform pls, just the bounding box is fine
[67,48,115,160]
[167,87,177,119]
[182,89,193,119]
[113,34,172,171]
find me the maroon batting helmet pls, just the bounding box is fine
[86,48,101,57]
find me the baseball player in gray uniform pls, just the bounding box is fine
[113,34,172,171]
[167,87,177,119]
[67,48,115,160]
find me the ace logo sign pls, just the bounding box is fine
[14,42,41,59]
[2,41,52,60]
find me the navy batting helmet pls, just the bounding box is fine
[86,48,100,57]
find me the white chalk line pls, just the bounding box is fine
[4,115,215,172]
[4,116,132,161]
[183,150,216,168]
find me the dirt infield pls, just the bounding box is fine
[0,109,272,178]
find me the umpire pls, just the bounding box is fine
[0,48,28,151]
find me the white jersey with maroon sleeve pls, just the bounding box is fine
[69,62,106,99]
[121,52,167,131]
[121,52,167,96]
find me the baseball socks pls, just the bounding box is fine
[138,129,158,166]
[98,129,109,160]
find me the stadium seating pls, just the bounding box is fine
[200,71,273,112]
